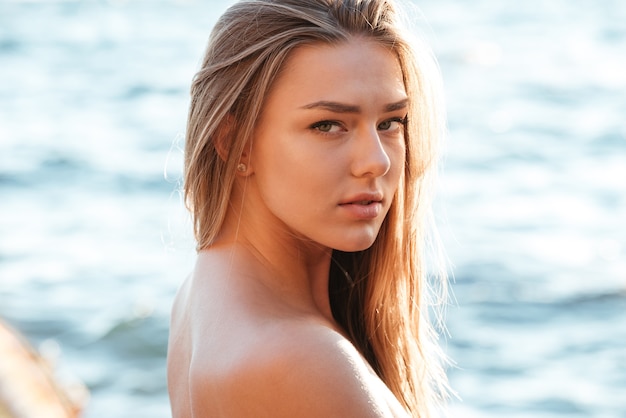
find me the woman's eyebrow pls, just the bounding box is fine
[384,98,409,112]
[301,101,360,113]
[300,98,409,113]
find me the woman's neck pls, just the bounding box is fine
[211,207,335,323]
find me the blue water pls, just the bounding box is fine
[1,1,624,417]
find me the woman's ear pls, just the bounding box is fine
[214,114,253,176]
[236,143,253,176]
[214,114,234,163]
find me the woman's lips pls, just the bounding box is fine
[339,192,383,206]
[338,199,383,220]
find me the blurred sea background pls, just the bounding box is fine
[0,0,624,417]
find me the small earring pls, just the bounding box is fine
[237,163,247,172]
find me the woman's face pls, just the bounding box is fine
[247,38,407,252]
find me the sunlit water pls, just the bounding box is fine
[1,1,624,417]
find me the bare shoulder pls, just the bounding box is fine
[168,250,409,417]
[192,320,408,418]
[167,275,194,417]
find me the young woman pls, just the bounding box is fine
[167,0,449,416]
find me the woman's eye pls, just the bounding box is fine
[378,117,407,131]
[311,121,341,133]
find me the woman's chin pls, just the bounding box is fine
[331,236,378,253]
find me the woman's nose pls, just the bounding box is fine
[350,127,391,178]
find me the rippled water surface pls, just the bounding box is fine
[1,1,624,417]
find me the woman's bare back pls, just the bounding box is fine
[167,250,409,418]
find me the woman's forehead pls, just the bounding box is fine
[267,39,407,111]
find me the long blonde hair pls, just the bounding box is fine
[184,0,449,415]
